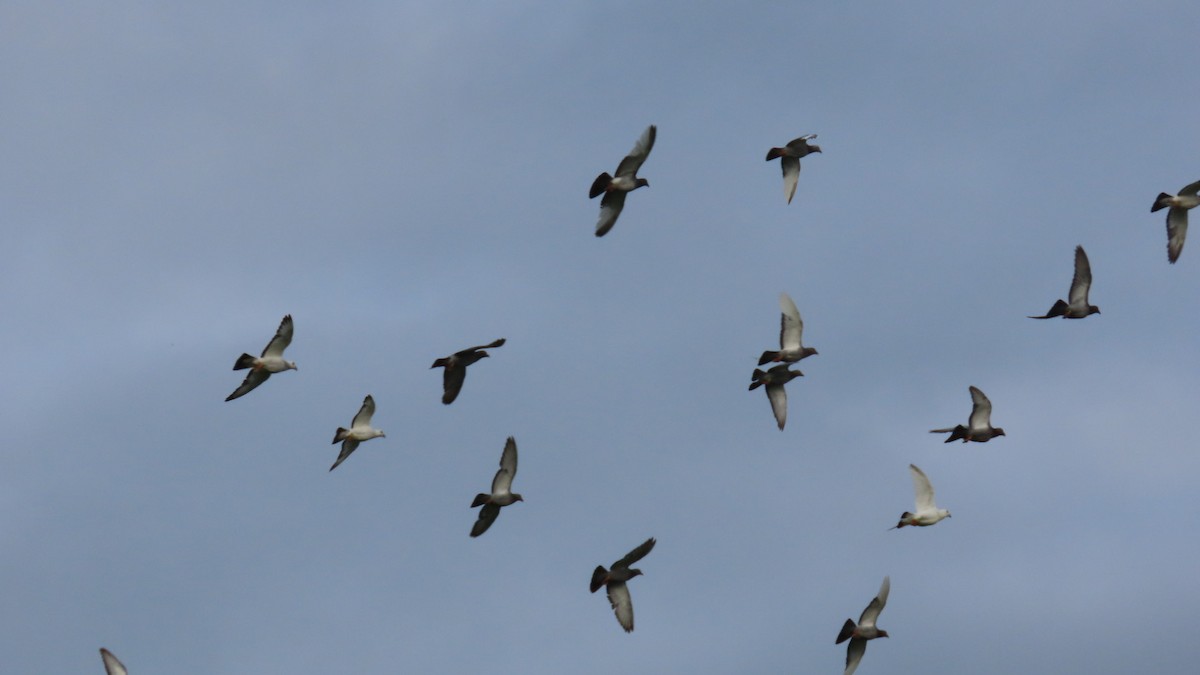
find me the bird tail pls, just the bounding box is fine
[765,147,785,161]
[749,369,766,390]
[233,353,256,370]
[470,493,490,508]
[836,618,857,644]
[333,427,349,444]
[1028,299,1068,319]
[891,512,912,530]
[758,350,779,366]
[430,357,448,369]
[590,566,609,593]
[1152,192,1173,212]
[589,172,612,199]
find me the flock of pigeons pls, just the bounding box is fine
[93,126,1199,674]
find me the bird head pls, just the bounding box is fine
[877,629,889,639]
[636,178,650,188]
[993,428,1006,437]
[810,145,822,154]
[629,569,645,579]
[513,494,525,502]
[1089,305,1101,315]
[287,361,299,371]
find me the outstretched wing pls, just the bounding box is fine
[967,386,993,431]
[1068,246,1092,307]
[225,368,270,401]
[471,503,501,537]
[441,365,467,405]
[492,436,518,494]
[595,190,627,237]
[781,156,800,204]
[858,576,890,628]
[606,580,636,632]
[456,338,506,356]
[100,649,128,675]
[778,292,804,351]
[614,125,656,178]
[261,314,293,358]
[352,394,375,428]
[1167,206,1189,264]
[330,438,360,471]
[909,464,937,513]
[844,637,867,675]
[766,382,788,430]
[613,537,656,570]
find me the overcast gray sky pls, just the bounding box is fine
[3,2,1199,673]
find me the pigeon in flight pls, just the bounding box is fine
[1028,246,1100,319]
[100,648,127,675]
[431,338,506,404]
[590,125,656,237]
[1152,179,1200,263]
[765,134,821,204]
[749,364,803,430]
[470,436,523,537]
[329,395,385,471]
[891,464,951,529]
[225,314,297,401]
[758,291,818,365]
[836,576,890,675]
[590,537,656,633]
[930,386,1005,443]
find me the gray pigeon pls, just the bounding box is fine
[590,125,656,237]
[1028,246,1100,319]
[765,134,821,203]
[1152,179,1200,263]
[431,338,506,404]
[470,436,523,537]
[225,314,297,401]
[836,576,890,675]
[749,364,803,430]
[930,386,1005,443]
[590,537,656,633]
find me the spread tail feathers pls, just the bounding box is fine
[1152,192,1173,212]
[766,147,785,161]
[590,565,608,593]
[470,493,490,508]
[836,618,857,644]
[749,369,766,391]
[758,350,780,366]
[333,427,349,444]
[233,353,256,370]
[589,173,612,199]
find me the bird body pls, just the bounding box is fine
[1029,246,1099,319]
[892,464,950,529]
[470,436,523,537]
[837,576,890,675]
[591,537,656,632]
[749,364,803,430]
[329,395,385,471]
[225,314,297,401]
[431,338,506,404]
[1152,179,1200,263]
[930,386,1005,443]
[765,134,821,203]
[590,125,656,236]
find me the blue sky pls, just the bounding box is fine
[3,2,1199,673]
